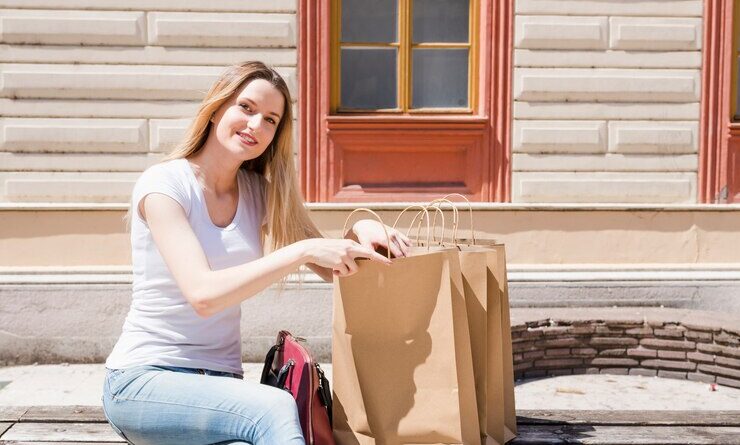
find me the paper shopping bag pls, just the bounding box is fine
[456,244,516,445]
[332,211,480,445]
[425,197,516,444]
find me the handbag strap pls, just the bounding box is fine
[260,344,278,385]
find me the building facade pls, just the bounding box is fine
[0,0,738,364]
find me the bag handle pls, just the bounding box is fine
[440,193,476,246]
[342,208,392,259]
[406,205,445,246]
[260,344,278,385]
[427,198,460,245]
[391,205,431,249]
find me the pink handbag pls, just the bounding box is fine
[261,330,335,445]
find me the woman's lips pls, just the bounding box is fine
[237,131,257,146]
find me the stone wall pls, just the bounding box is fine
[512,309,740,389]
[512,0,703,203]
[0,1,297,203]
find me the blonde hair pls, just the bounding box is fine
[126,61,321,252]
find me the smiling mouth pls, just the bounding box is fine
[237,131,258,146]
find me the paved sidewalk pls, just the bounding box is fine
[1,363,739,410]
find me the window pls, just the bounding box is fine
[299,0,512,202]
[331,0,478,113]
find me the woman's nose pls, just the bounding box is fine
[247,113,262,132]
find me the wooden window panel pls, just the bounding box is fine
[299,0,512,202]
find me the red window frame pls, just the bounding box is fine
[297,0,513,202]
[700,0,740,203]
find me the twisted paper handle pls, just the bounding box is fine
[440,193,476,246]
[342,208,392,259]
[391,205,432,249]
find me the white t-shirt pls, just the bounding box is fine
[105,158,266,375]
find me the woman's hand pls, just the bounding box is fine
[300,238,391,278]
[347,219,412,258]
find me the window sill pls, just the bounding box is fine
[325,114,489,128]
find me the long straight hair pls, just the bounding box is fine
[127,61,321,251]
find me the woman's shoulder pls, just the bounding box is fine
[136,158,190,187]
[131,158,194,215]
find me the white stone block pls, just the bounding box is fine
[514,68,700,102]
[148,12,295,47]
[513,120,607,153]
[0,64,297,100]
[514,49,701,69]
[512,153,698,172]
[0,118,147,153]
[513,102,700,120]
[0,99,200,119]
[0,64,221,100]
[0,44,297,67]
[1,172,139,202]
[512,172,696,203]
[0,1,296,12]
[0,99,297,121]
[0,9,145,45]
[0,152,160,171]
[149,119,190,153]
[515,1,702,17]
[610,17,702,51]
[608,121,698,154]
[515,15,607,50]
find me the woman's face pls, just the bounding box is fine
[211,78,285,161]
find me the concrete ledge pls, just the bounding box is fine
[0,269,738,366]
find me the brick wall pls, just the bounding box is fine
[0,0,297,203]
[512,317,740,389]
[512,0,703,203]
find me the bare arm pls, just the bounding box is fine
[142,193,388,317]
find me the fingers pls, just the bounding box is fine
[397,231,412,246]
[350,245,392,265]
[392,233,410,257]
[334,256,360,278]
[388,238,405,258]
[333,262,349,277]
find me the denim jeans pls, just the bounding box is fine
[102,365,305,445]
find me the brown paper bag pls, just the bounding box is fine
[332,209,480,445]
[426,198,517,445]
[463,244,516,445]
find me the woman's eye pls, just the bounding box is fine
[240,104,251,111]
[267,118,276,124]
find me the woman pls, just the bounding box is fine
[102,61,411,445]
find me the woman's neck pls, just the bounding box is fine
[187,146,241,196]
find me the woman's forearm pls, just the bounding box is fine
[190,240,310,317]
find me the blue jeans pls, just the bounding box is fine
[102,365,305,445]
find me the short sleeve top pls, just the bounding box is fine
[105,158,266,375]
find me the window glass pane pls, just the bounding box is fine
[341,48,398,109]
[413,0,469,43]
[342,0,398,43]
[412,48,468,108]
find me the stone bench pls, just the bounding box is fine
[2,406,739,444]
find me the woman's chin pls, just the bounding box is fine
[235,146,266,162]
